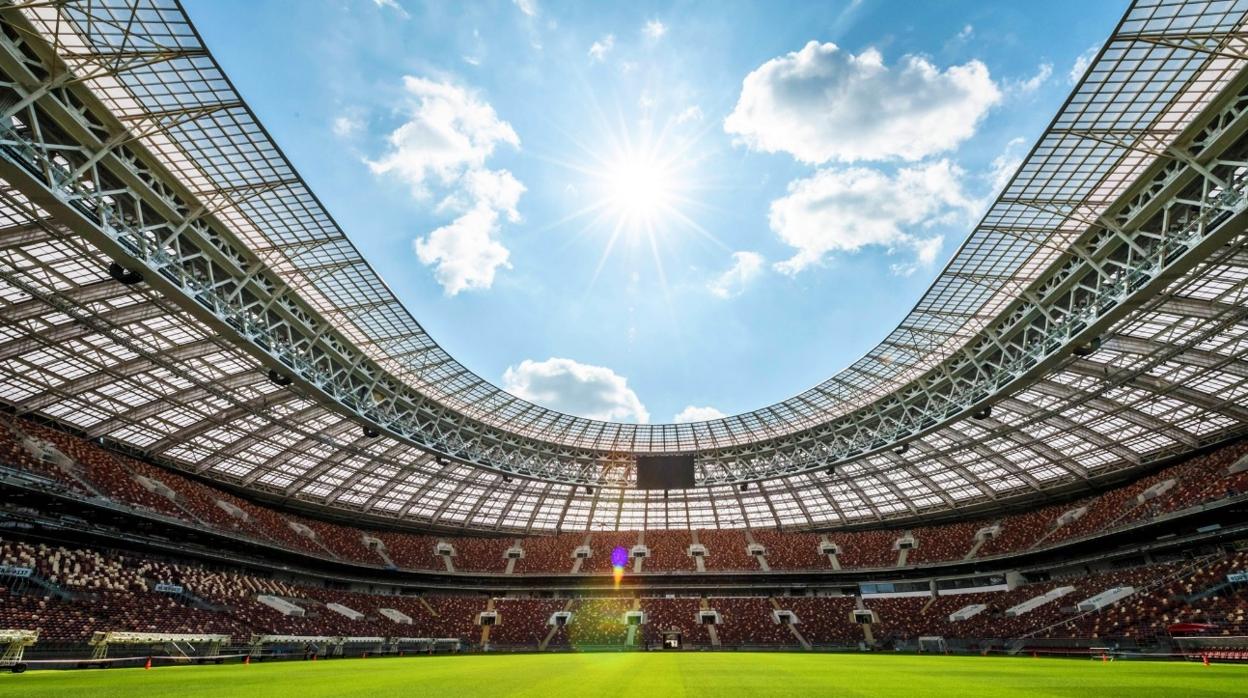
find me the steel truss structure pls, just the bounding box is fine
[2,0,1248,531]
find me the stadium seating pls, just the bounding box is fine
[513,533,584,574]
[827,529,897,569]
[749,529,826,570]
[642,530,695,572]
[4,532,1247,651]
[783,597,860,646]
[567,598,633,646]
[907,521,982,564]
[639,597,711,646]
[712,597,794,645]
[975,501,1074,558]
[581,532,639,574]
[2,420,1248,579]
[448,537,514,573]
[489,599,566,646]
[696,529,755,571]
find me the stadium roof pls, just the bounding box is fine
[2,0,1248,531]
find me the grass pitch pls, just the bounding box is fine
[1,652,1245,697]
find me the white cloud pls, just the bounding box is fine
[589,34,615,62]
[1010,63,1052,95]
[367,77,519,196]
[372,0,409,19]
[367,77,522,295]
[673,405,727,423]
[769,160,975,276]
[1069,45,1098,84]
[435,168,524,222]
[643,20,667,40]
[332,115,362,138]
[502,358,649,423]
[724,41,1001,164]
[708,251,765,299]
[987,136,1027,195]
[956,24,973,41]
[676,105,704,124]
[414,208,511,295]
[512,0,537,17]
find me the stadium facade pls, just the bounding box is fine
[0,0,1246,674]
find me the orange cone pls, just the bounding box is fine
[145,657,152,671]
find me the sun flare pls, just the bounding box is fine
[603,151,677,224]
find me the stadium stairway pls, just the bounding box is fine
[626,599,642,648]
[569,534,591,574]
[964,525,995,560]
[371,545,395,569]
[821,534,842,570]
[919,594,938,615]
[101,452,214,529]
[744,531,769,571]
[855,596,875,646]
[171,587,226,613]
[13,569,78,602]
[504,539,521,575]
[1019,554,1218,640]
[700,598,721,647]
[896,532,911,567]
[690,531,706,573]
[480,598,495,647]
[1029,519,1065,550]
[539,599,576,651]
[633,531,644,573]
[771,598,811,650]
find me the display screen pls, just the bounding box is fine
[635,454,695,489]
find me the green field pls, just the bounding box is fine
[0,652,1245,697]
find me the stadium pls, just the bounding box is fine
[0,0,1246,695]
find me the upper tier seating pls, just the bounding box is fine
[513,534,584,574]
[907,521,982,564]
[750,529,826,571]
[827,530,897,569]
[642,530,694,572]
[2,420,1247,574]
[581,532,639,574]
[449,537,513,573]
[696,529,754,571]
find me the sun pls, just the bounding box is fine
[547,112,722,288]
[602,151,677,225]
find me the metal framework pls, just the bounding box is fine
[1,0,1248,531]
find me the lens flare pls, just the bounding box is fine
[611,545,628,588]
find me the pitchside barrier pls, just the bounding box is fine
[7,634,466,672]
[6,636,1248,672]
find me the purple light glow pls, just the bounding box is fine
[610,546,629,568]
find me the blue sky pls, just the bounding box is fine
[185,0,1126,424]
